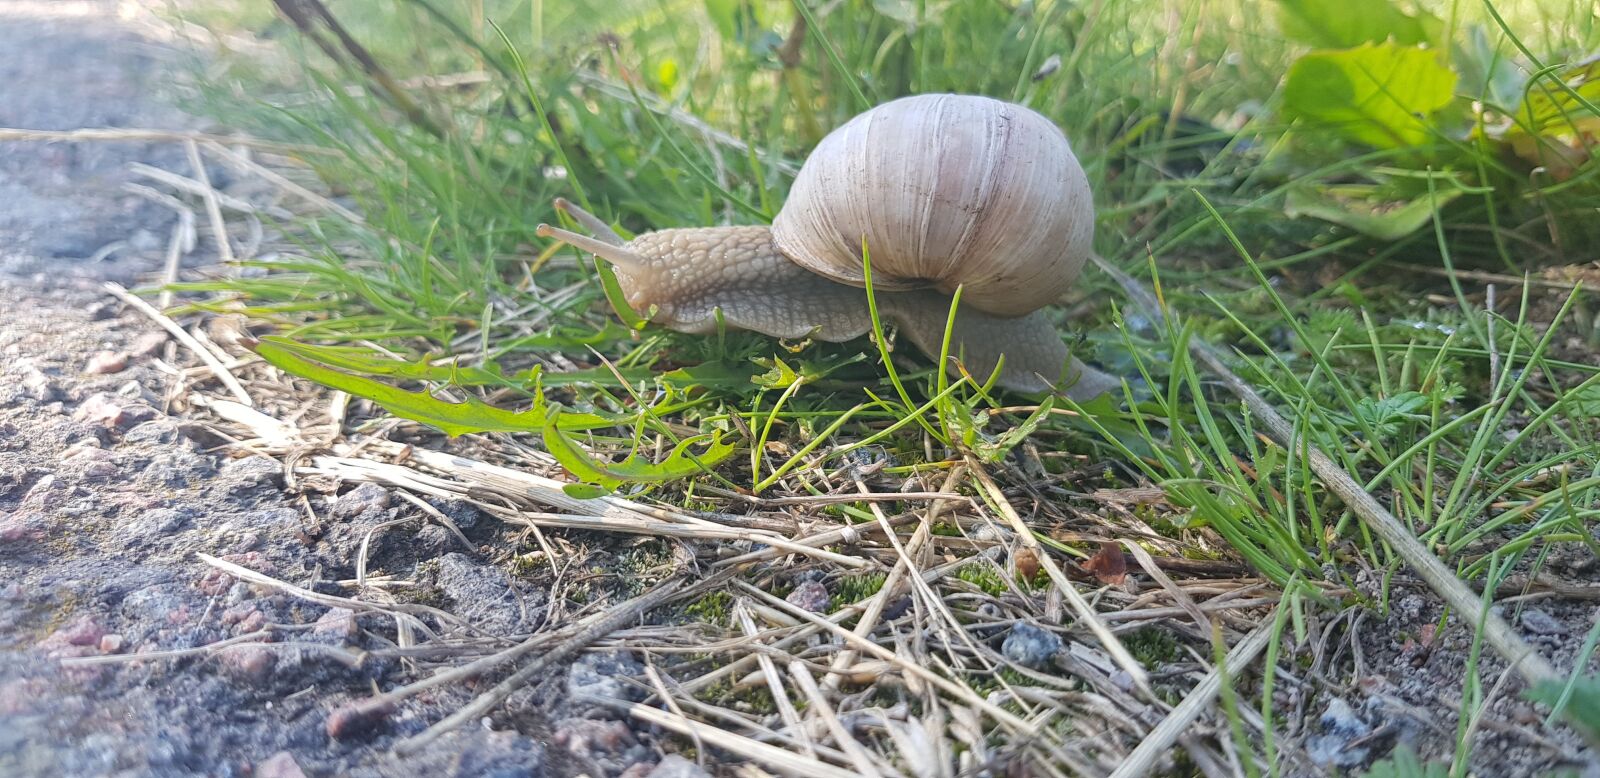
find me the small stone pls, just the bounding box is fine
[99,634,125,653]
[1002,621,1062,669]
[325,699,393,740]
[648,755,712,778]
[84,351,127,375]
[74,393,123,425]
[130,331,169,358]
[255,751,308,778]
[1,512,46,544]
[1307,698,1372,769]
[221,456,281,490]
[414,523,452,558]
[567,651,644,710]
[218,645,276,686]
[433,553,539,637]
[50,615,107,647]
[21,364,59,402]
[123,420,183,445]
[785,580,830,613]
[1520,607,1567,635]
[331,483,392,519]
[553,717,638,760]
[73,393,159,429]
[312,608,359,645]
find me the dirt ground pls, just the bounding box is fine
[1,2,1596,778]
[0,3,622,776]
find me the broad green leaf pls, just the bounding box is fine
[704,0,738,41]
[1527,676,1600,746]
[752,356,802,389]
[1454,24,1526,110]
[1284,183,1462,239]
[1488,55,1600,178]
[1283,42,1458,148]
[1276,0,1437,48]
[659,360,764,391]
[543,415,736,490]
[249,339,620,437]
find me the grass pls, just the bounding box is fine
[156,0,1600,774]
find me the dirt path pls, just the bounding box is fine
[0,4,569,776]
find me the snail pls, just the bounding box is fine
[535,93,1117,400]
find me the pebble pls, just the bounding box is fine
[1307,698,1372,769]
[50,614,108,647]
[221,456,281,491]
[325,699,393,740]
[312,607,359,645]
[552,717,646,767]
[99,633,125,653]
[84,351,127,375]
[434,553,538,637]
[1520,607,1567,635]
[218,645,277,686]
[647,755,712,778]
[21,363,60,402]
[567,650,644,710]
[784,580,830,613]
[254,752,308,778]
[129,330,169,358]
[331,483,392,519]
[1002,621,1062,669]
[123,420,183,445]
[73,392,159,429]
[414,523,453,558]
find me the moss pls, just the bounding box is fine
[955,564,1009,597]
[683,590,733,626]
[1124,626,1183,666]
[830,573,887,610]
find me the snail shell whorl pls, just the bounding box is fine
[771,93,1095,318]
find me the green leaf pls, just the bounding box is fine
[1488,55,1600,177]
[1276,0,1438,48]
[1527,676,1600,745]
[705,0,739,41]
[595,256,652,331]
[1283,42,1458,148]
[256,336,513,387]
[1284,183,1462,239]
[249,339,620,437]
[751,356,802,389]
[543,415,736,490]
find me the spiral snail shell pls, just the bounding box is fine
[536,93,1115,400]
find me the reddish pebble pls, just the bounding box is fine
[99,634,125,654]
[84,351,127,375]
[218,645,276,686]
[325,699,394,740]
[785,580,830,613]
[313,608,359,644]
[51,615,107,647]
[254,751,308,778]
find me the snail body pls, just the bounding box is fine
[536,94,1115,400]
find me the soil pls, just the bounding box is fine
[0,3,615,777]
[0,3,1596,778]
